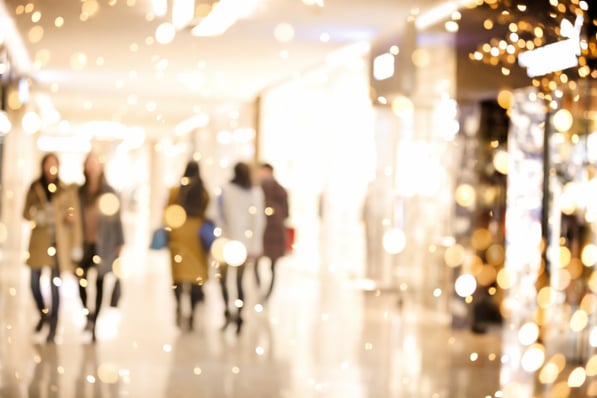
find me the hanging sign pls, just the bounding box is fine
[518,15,584,77]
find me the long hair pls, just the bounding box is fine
[178,160,207,217]
[231,162,252,190]
[80,152,108,204]
[39,152,59,183]
[39,152,60,200]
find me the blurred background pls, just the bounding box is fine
[0,0,596,397]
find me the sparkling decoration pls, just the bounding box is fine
[469,0,595,94]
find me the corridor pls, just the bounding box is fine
[0,218,502,398]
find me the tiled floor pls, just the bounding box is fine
[0,238,509,398]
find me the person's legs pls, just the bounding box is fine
[47,263,60,343]
[189,283,204,331]
[218,264,231,329]
[173,282,183,328]
[254,256,262,288]
[110,278,121,307]
[235,263,246,334]
[264,258,278,301]
[30,268,47,332]
[90,274,105,342]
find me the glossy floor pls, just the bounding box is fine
[0,243,508,398]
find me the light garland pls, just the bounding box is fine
[469,0,595,95]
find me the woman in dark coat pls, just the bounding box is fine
[255,162,289,301]
[76,152,125,342]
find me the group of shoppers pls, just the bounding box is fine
[165,160,289,334]
[23,153,288,342]
[23,152,124,343]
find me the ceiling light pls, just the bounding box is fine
[191,0,260,37]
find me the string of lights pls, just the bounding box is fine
[469,0,595,96]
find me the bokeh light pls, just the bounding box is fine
[552,109,573,132]
[210,238,228,263]
[568,367,587,388]
[476,265,497,286]
[455,184,476,208]
[222,240,247,266]
[22,111,41,134]
[497,89,513,109]
[164,204,186,229]
[493,150,508,174]
[471,228,492,251]
[274,22,295,42]
[582,244,597,267]
[570,309,588,332]
[444,244,465,267]
[586,354,597,376]
[518,322,539,345]
[155,22,176,44]
[454,274,477,298]
[98,193,120,216]
[496,268,515,289]
[521,343,545,372]
[382,228,406,254]
[97,363,119,384]
[539,362,560,384]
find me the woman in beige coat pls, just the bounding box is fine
[23,153,83,343]
[164,161,210,331]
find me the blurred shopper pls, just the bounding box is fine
[165,161,210,332]
[255,162,289,302]
[217,161,265,333]
[76,152,125,342]
[23,152,83,343]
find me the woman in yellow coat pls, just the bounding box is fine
[23,153,83,343]
[164,161,210,331]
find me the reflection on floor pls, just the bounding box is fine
[0,242,509,398]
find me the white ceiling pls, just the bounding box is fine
[1,0,450,131]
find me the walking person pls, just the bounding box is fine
[76,152,125,342]
[165,160,210,331]
[217,161,265,333]
[23,152,83,343]
[254,162,289,302]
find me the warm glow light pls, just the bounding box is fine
[455,184,475,208]
[444,244,465,267]
[155,22,176,44]
[382,228,406,254]
[493,150,508,174]
[518,322,539,345]
[222,240,247,266]
[570,309,589,332]
[497,89,513,109]
[274,22,295,42]
[471,228,491,251]
[497,268,515,289]
[582,244,597,267]
[552,109,573,132]
[586,354,597,376]
[568,367,587,388]
[22,111,41,134]
[98,193,120,216]
[521,344,545,372]
[164,204,186,229]
[454,274,477,297]
[539,362,560,384]
[391,96,413,116]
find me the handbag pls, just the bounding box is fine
[198,219,216,251]
[149,227,168,250]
